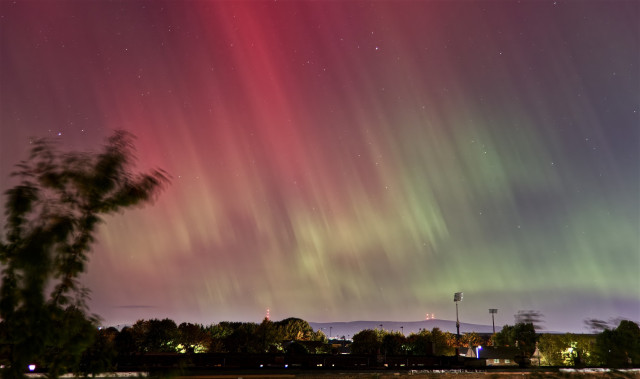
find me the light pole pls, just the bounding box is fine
[454,292,463,356]
[401,326,404,335]
[330,326,332,339]
[454,292,463,336]
[489,309,498,334]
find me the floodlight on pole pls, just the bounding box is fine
[489,309,498,334]
[453,292,463,356]
[453,292,463,336]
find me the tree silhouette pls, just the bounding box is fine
[79,327,118,375]
[276,317,315,341]
[406,330,432,355]
[177,322,211,353]
[494,322,537,358]
[0,131,168,378]
[595,320,640,367]
[350,329,381,355]
[380,332,406,355]
[131,318,179,353]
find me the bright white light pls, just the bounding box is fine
[28,365,36,371]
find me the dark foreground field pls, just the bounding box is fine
[157,368,640,379]
[27,368,640,378]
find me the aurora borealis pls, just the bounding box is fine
[1,1,638,333]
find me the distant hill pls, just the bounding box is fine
[309,319,497,339]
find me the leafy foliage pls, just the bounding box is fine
[204,318,327,354]
[350,327,474,357]
[221,322,260,353]
[595,320,640,367]
[79,327,119,375]
[131,318,179,353]
[380,332,405,355]
[114,326,136,356]
[429,327,456,356]
[285,341,309,355]
[538,333,597,366]
[0,131,168,378]
[461,332,483,348]
[177,322,211,353]
[405,330,432,355]
[350,329,382,355]
[276,317,316,341]
[537,333,566,366]
[493,322,537,357]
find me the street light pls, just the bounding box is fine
[489,309,498,334]
[454,292,463,336]
[454,292,463,356]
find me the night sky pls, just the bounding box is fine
[1,1,638,333]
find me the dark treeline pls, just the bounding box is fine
[76,317,639,375]
[351,327,483,356]
[71,318,486,375]
[2,315,639,376]
[76,317,459,374]
[77,317,328,374]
